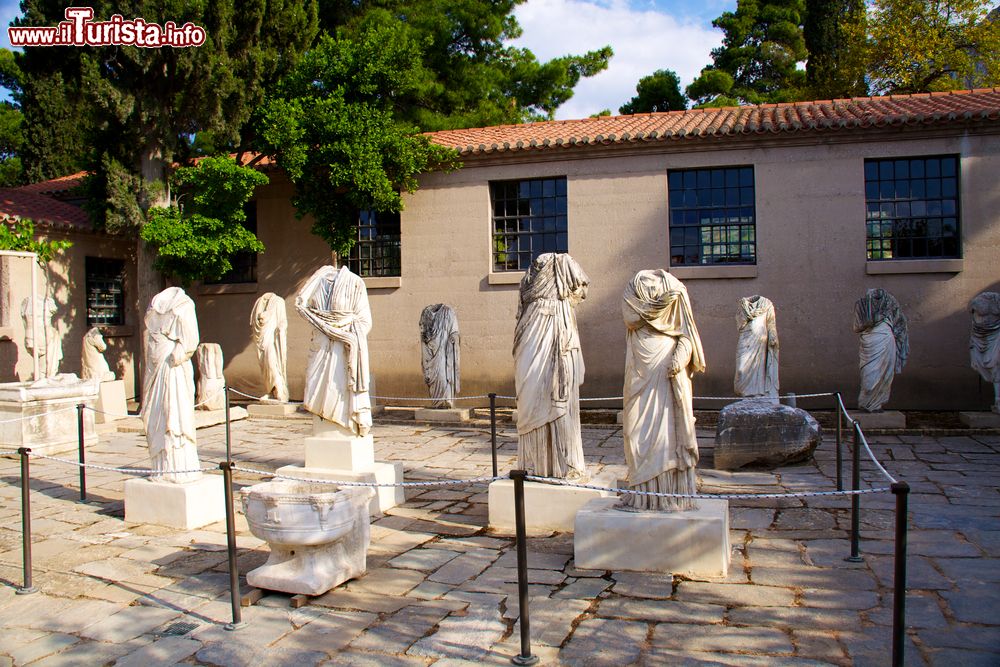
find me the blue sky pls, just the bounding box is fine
[1,0,734,120]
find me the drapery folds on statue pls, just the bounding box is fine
[420,304,460,408]
[621,270,706,512]
[734,295,779,399]
[854,288,908,412]
[513,253,590,481]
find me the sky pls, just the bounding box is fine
[0,0,733,121]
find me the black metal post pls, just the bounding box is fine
[224,383,232,464]
[17,447,37,595]
[835,393,843,492]
[220,462,244,630]
[510,469,538,666]
[76,403,87,502]
[847,421,863,562]
[489,393,498,478]
[891,481,910,667]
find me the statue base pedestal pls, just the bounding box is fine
[124,475,226,530]
[414,407,471,423]
[959,411,1000,428]
[574,497,730,577]
[0,376,99,455]
[849,410,906,429]
[488,475,616,535]
[95,380,128,423]
[305,433,375,470]
[247,402,303,419]
[274,464,404,516]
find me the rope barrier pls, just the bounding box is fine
[233,464,502,487]
[856,429,899,484]
[524,475,891,499]
[0,406,78,424]
[30,453,215,476]
[0,447,18,456]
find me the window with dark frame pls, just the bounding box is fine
[668,166,756,266]
[864,155,960,260]
[205,201,258,284]
[490,177,568,272]
[86,257,126,326]
[348,210,401,277]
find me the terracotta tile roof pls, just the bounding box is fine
[16,170,87,196]
[428,88,1000,156]
[0,188,92,232]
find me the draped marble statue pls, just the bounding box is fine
[969,291,1000,413]
[734,295,779,399]
[142,287,202,483]
[20,295,61,378]
[296,266,372,436]
[853,288,909,412]
[513,253,590,480]
[81,327,115,381]
[419,304,460,408]
[194,343,225,411]
[250,292,289,402]
[621,270,706,511]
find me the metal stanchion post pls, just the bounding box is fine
[510,469,538,666]
[224,383,232,464]
[17,447,37,595]
[76,403,87,502]
[891,481,910,667]
[489,393,498,478]
[220,461,245,630]
[847,421,863,562]
[835,392,843,492]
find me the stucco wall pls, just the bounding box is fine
[205,128,1000,411]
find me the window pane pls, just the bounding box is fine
[489,177,569,271]
[667,166,756,266]
[348,209,402,277]
[86,257,126,326]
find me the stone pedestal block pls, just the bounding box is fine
[488,476,616,535]
[958,411,1000,428]
[275,463,404,516]
[414,407,471,423]
[247,402,303,419]
[95,379,128,423]
[305,434,375,470]
[574,496,730,577]
[0,376,99,455]
[714,398,822,470]
[849,410,906,429]
[124,475,226,530]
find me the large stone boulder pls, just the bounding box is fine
[714,398,822,470]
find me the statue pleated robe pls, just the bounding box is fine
[251,292,289,402]
[734,295,779,398]
[621,270,705,511]
[142,287,202,483]
[854,288,908,412]
[420,304,460,408]
[296,266,372,436]
[969,292,1000,412]
[513,253,589,480]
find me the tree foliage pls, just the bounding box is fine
[853,0,1000,94]
[619,69,686,114]
[687,0,808,106]
[142,157,267,284]
[256,14,460,255]
[804,0,867,98]
[0,218,72,264]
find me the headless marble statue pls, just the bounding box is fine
[21,295,61,378]
[419,304,460,408]
[853,288,908,412]
[194,343,225,411]
[250,292,289,402]
[734,295,779,399]
[969,292,1000,413]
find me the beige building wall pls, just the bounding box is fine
[207,128,1000,411]
[0,231,139,398]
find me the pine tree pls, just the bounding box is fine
[619,70,687,114]
[804,0,867,99]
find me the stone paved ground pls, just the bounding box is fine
[0,411,998,666]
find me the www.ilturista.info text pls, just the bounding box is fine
[8,7,206,48]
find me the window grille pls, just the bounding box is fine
[86,257,125,326]
[668,166,756,266]
[348,210,401,277]
[490,177,568,272]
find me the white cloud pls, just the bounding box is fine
[511,0,722,119]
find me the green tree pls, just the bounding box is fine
[0,218,72,263]
[255,14,460,255]
[142,157,267,285]
[804,0,867,98]
[0,50,25,186]
[687,0,808,106]
[619,69,687,114]
[854,0,1000,94]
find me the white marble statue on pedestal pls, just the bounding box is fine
[250,292,289,402]
[853,288,908,412]
[734,295,778,399]
[142,287,202,483]
[513,253,590,481]
[419,304,460,408]
[20,295,61,377]
[621,270,706,511]
[193,343,225,411]
[81,327,115,381]
[969,291,1000,413]
[295,265,372,436]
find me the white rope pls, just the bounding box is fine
[855,430,899,484]
[30,453,215,476]
[225,387,305,404]
[371,394,495,402]
[0,405,79,424]
[0,448,19,456]
[85,406,133,418]
[233,464,502,487]
[523,475,890,499]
